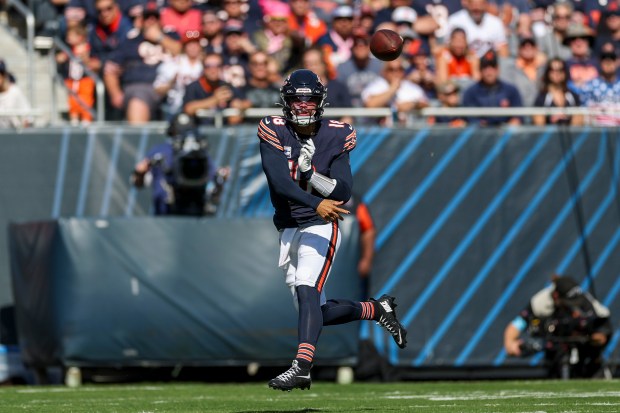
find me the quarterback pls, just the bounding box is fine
[258,69,407,391]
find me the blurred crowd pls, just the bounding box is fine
[4,0,620,127]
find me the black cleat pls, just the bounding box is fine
[372,294,408,349]
[268,360,312,391]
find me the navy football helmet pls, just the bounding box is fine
[280,69,327,126]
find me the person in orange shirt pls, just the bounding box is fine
[344,193,376,301]
[435,28,480,89]
[288,0,328,46]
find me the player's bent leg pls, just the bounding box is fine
[371,295,408,349]
[322,299,375,325]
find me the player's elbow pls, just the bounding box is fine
[331,181,351,202]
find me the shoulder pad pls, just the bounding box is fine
[257,116,283,151]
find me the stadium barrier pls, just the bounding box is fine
[2,125,619,371]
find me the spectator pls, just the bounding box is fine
[160,0,202,38]
[103,8,174,123]
[302,46,352,123]
[415,0,463,44]
[564,23,599,92]
[220,0,258,34]
[404,37,436,101]
[499,37,546,107]
[373,0,439,41]
[64,0,143,29]
[233,51,281,115]
[182,52,244,125]
[287,0,327,46]
[462,49,523,125]
[88,0,134,120]
[0,61,32,128]
[356,4,377,37]
[200,10,224,54]
[594,10,620,56]
[536,2,573,60]
[580,50,620,125]
[503,275,612,378]
[532,57,583,126]
[316,5,356,75]
[153,32,204,120]
[336,33,383,109]
[57,24,96,125]
[221,19,254,89]
[361,57,428,126]
[435,27,480,91]
[428,80,466,127]
[343,193,376,302]
[446,0,509,57]
[253,2,297,75]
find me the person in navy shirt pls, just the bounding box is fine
[260,69,408,392]
[462,49,523,125]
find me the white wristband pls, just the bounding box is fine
[309,171,337,197]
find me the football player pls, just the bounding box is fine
[258,69,408,392]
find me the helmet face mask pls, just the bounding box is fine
[280,69,327,126]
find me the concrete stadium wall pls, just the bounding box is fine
[1,125,619,368]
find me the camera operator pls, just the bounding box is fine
[131,113,229,216]
[503,274,612,378]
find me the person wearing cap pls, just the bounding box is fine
[461,49,523,125]
[336,34,383,111]
[499,37,546,107]
[154,31,204,120]
[372,0,438,39]
[536,2,573,61]
[594,10,620,57]
[253,2,297,75]
[446,0,509,57]
[564,23,599,92]
[221,19,256,89]
[504,274,612,378]
[429,81,466,127]
[0,61,32,128]
[579,50,620,125]
[315,5,355,73]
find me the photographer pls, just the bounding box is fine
[504,275,612,378]
[131,113,229,217]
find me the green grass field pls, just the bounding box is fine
[1,380,619,413]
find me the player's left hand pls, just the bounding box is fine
[298,139,315,173]
[316,199,350,222]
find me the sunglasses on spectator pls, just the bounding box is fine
[204,63,222,68]
[250,60,268,66]
[385,67,404,72]
[553,14,570,20]
[96,4,114,13]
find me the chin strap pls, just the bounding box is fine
[308,171,337,197]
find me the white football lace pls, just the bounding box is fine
[275,361,302,381]
[377,315,399,335]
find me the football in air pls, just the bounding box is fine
[369,29,405,61]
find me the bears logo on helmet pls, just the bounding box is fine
[280,69,327,126]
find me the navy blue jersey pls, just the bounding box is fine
[258,116,356,230]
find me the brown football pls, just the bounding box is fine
[369,29,404,61]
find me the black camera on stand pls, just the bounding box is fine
[166,114,211,216]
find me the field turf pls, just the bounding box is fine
[1,379,619,413]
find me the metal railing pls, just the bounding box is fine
[5,0,34,105]
[196,106,620,127]
[49,37,106,123]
